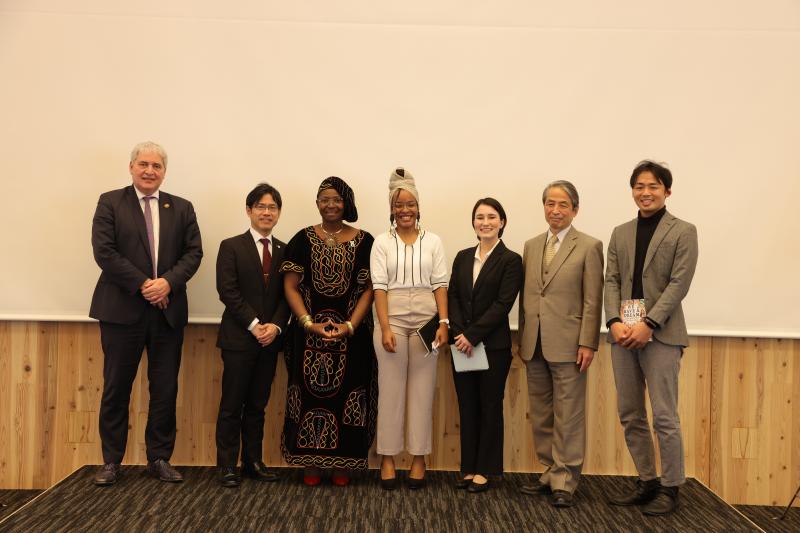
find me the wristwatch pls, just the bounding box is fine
[439,318,450,328]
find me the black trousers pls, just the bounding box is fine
[215,346,279,467]
[98,306,184,464]
[452,348,512,475]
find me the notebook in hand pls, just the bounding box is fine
[415,314,439,355]
[451,342,489,372]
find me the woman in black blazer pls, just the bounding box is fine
[448,198,522,493]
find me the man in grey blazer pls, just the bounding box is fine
[605,160,698,516]
[518,181,604,508]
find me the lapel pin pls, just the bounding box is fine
[163,203,170,209]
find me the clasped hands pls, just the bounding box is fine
[251,323,279,346]
[610,321,652,350]
[307,318,351,342]
[453,333,474,357]
[141,278,171,310]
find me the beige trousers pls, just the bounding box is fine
[373,288,438,456]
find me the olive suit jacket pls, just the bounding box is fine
[518,226,604,362]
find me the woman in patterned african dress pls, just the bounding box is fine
[279,176,376,487]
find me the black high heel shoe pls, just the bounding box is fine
[407,474,426,490]
[455,477,473,489]
[467,478,490,493]
[381,476,398,490]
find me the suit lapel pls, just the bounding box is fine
[241,231,262,273]
[126,186,152,265]
[270,238,285,276]
[459,247,475,303]
[643,212,676,271]
[530,233,546,288]
[473,241,506,294]
[157,192,174,274]
[542,228,577,289]
[624,220,636,278]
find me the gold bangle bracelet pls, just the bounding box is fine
[345,320,355,337]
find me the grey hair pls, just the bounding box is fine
[130,141,168,168]
[542,180,579,209]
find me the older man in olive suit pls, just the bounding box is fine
[518,180,604,508]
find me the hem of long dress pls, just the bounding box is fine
[281,438,369,469]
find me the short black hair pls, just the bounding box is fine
[630,160,673,190]
[246,182,282,209]
[471,197,507,238]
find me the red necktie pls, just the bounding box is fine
[260,238,272,283]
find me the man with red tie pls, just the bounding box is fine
[90,141,203,485]
[214,183,290,487]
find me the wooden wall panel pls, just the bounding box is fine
[709,338,800,506]
[0,321,796,507]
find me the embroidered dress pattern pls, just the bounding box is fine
[279,227,377,468]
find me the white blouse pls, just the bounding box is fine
[370,230,448,291]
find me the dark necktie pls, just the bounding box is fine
[143,196,157,278]
[260,238,272,283]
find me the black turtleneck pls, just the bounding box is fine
[631,206,667,301]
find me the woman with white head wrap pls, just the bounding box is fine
[370,168,450,490]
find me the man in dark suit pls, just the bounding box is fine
[605,160,698,516]
[215,183,290,487]
[90,141,203,486]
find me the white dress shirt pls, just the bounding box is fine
[247,228,280,334]
[472,239,502,285]
[134,185,159,273]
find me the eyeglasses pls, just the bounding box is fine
[317,197,344,206]
[392,201,418,210]
[252,203,280,213]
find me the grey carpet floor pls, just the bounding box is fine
[0,467,764,532]
[735,505,800,533]
[0,490,42,520]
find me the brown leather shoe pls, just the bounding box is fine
[519,479,551,496]
[147,459,183,482]
[608,478,660,506]
[242,461,280,482]
[641,486,679,516]
[93,463,120,486]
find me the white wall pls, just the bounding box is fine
[1,2,798,336]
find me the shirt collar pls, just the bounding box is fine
[548,225,572,243]
[250,227,272,244]
[133,185,159,200]
[474,239,502,261]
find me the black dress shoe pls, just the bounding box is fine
[519,480,551,496]
[454,477,473,490]
[407,476,426,490]
[218,467,241,488]
[608,478,660,506]
[147,459,183,483]
[242,461,280,482]
[551,490,574,508]
[467,479,490,493]
[93,463,120,486]
[641,486,679,516]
